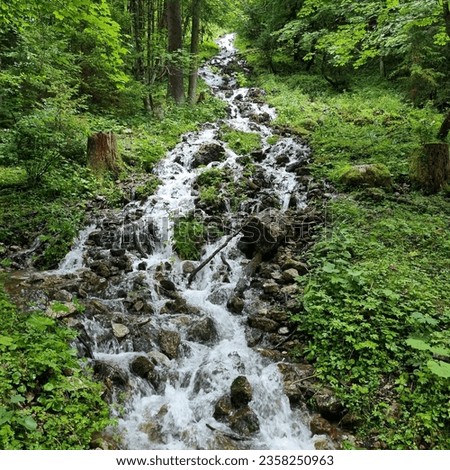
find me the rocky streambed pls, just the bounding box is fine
[4,34,358,450]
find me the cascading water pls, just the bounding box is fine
[57,34,317,450]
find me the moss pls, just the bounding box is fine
[220,126,262,155]
[338,163,392,188]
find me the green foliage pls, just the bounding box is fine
[0,286,110,449]
[255,70,444,180]
[196,166,247,212]
[173,216,205,260]
[220,125,262,155]
[294,197,450,448]
[239,0,450,107]
[10,100,88,185]
[134,176,161,200]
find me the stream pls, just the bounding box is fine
[38,34,321,450]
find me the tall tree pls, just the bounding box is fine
[188,0,202,104]
[167,0,185,103]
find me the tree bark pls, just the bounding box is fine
[438,111,450,141]
[444,1,450,39]
[411,143,450,194]
[188,0,201,104]
[166,0,185,103]
[87,132,120,174]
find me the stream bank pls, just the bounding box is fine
[3,34,359,450]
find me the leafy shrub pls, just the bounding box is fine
[12,105,88,185]
[294,198,450,448]
[0,287,110,449]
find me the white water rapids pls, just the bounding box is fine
[57,34,315,450]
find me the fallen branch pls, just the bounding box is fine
[187,228,242,285]
[205,423,248,442]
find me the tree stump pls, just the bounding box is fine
[410,143,450,194]
[87,132,120,174]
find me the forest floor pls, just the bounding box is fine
[237,41,450,449]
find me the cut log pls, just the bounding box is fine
[87,132,120,174]
[410,143,450,194]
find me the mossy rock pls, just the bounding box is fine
[338,164,392,189]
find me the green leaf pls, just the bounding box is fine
[0,407,14,426]
[322,262,338,273]
[10,395,26,404]
[17,416,38,431]
[405,337,430,351]
[0,335,14,346]
[429,346,450,357]
[53,10,65,21]
[426,360,450,379]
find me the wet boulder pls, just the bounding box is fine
[93,361,129,387]
[229,406,260,436]
[213,395,233,422]
[238,208,288,257]
[186,317,218,345]
[227,295,245,314]
[158,329,181,359]
[277,363,316,405]
[130,355,154,379]
[310,415,340,441]
[247,315,278,333]
[192,141,226,168]
[160,295,200,315]
[230,376,253,408]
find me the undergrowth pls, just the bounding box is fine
[237,39,450,448]
[0,286,111,449]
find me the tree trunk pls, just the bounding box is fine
[410,143,450,194]
[188,0,201,104]
[166,0,185,103]
[87,132,120,174]
[444,1,450,39]
[438,111,450,141]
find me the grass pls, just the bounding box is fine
[258,71,443,183]
[237,40,450,448]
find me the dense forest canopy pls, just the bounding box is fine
[238,0,450,111]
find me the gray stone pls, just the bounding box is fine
[158,330,181,359]
[45,301,77,319]
[263,281,279,294]
[281,268,299,283]
[314,388,345,420]
[230,376,253,408]
[187,317,218,345]
[182,261,197,274]
[112,322,130,339]
[229,406,260,436]
[192,141,226,168]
